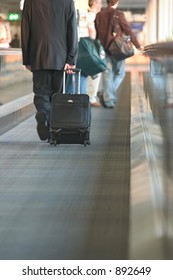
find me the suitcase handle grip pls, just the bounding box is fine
[64,68,81,73]
[63,68,81,94]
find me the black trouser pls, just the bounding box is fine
[33,69,63,124]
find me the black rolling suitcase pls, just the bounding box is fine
[50,69,91,146]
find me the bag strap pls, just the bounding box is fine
[112,9,119,36]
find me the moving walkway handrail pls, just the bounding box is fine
[0,48,22,55]
[144,41,173,57]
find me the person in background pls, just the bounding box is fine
[21,0,78,141]
[95,0,143,108]
[0,16,11,48]
[87,0,103,107]
[10,34,20,48]
[66,0,102,107]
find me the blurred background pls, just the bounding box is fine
[0,0,172,48]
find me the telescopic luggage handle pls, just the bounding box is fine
[63,68,81,94]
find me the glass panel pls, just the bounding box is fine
[0,49,32,106]
[144,43,173,258]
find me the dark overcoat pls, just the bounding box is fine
[21,0,78,71]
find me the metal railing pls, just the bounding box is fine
[0,48,34,134]
[143,41,173,259]
[0,48,32,106]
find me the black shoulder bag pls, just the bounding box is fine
[108,9,134,61]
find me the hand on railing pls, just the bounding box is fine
[138,46,145,54]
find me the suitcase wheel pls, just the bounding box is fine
[49,139,58,146]
[84,139,91,146]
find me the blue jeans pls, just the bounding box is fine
[66,73,87,94]
[102,56,125,102]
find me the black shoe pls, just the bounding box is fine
[35,111,49,140]
[97,92,114,108]
[104,101,115,108]
[97,91,105,107]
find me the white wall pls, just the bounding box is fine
[145,0,173,44]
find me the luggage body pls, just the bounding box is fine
[50,69,91,146]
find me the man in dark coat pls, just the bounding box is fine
[21,0,78,140]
